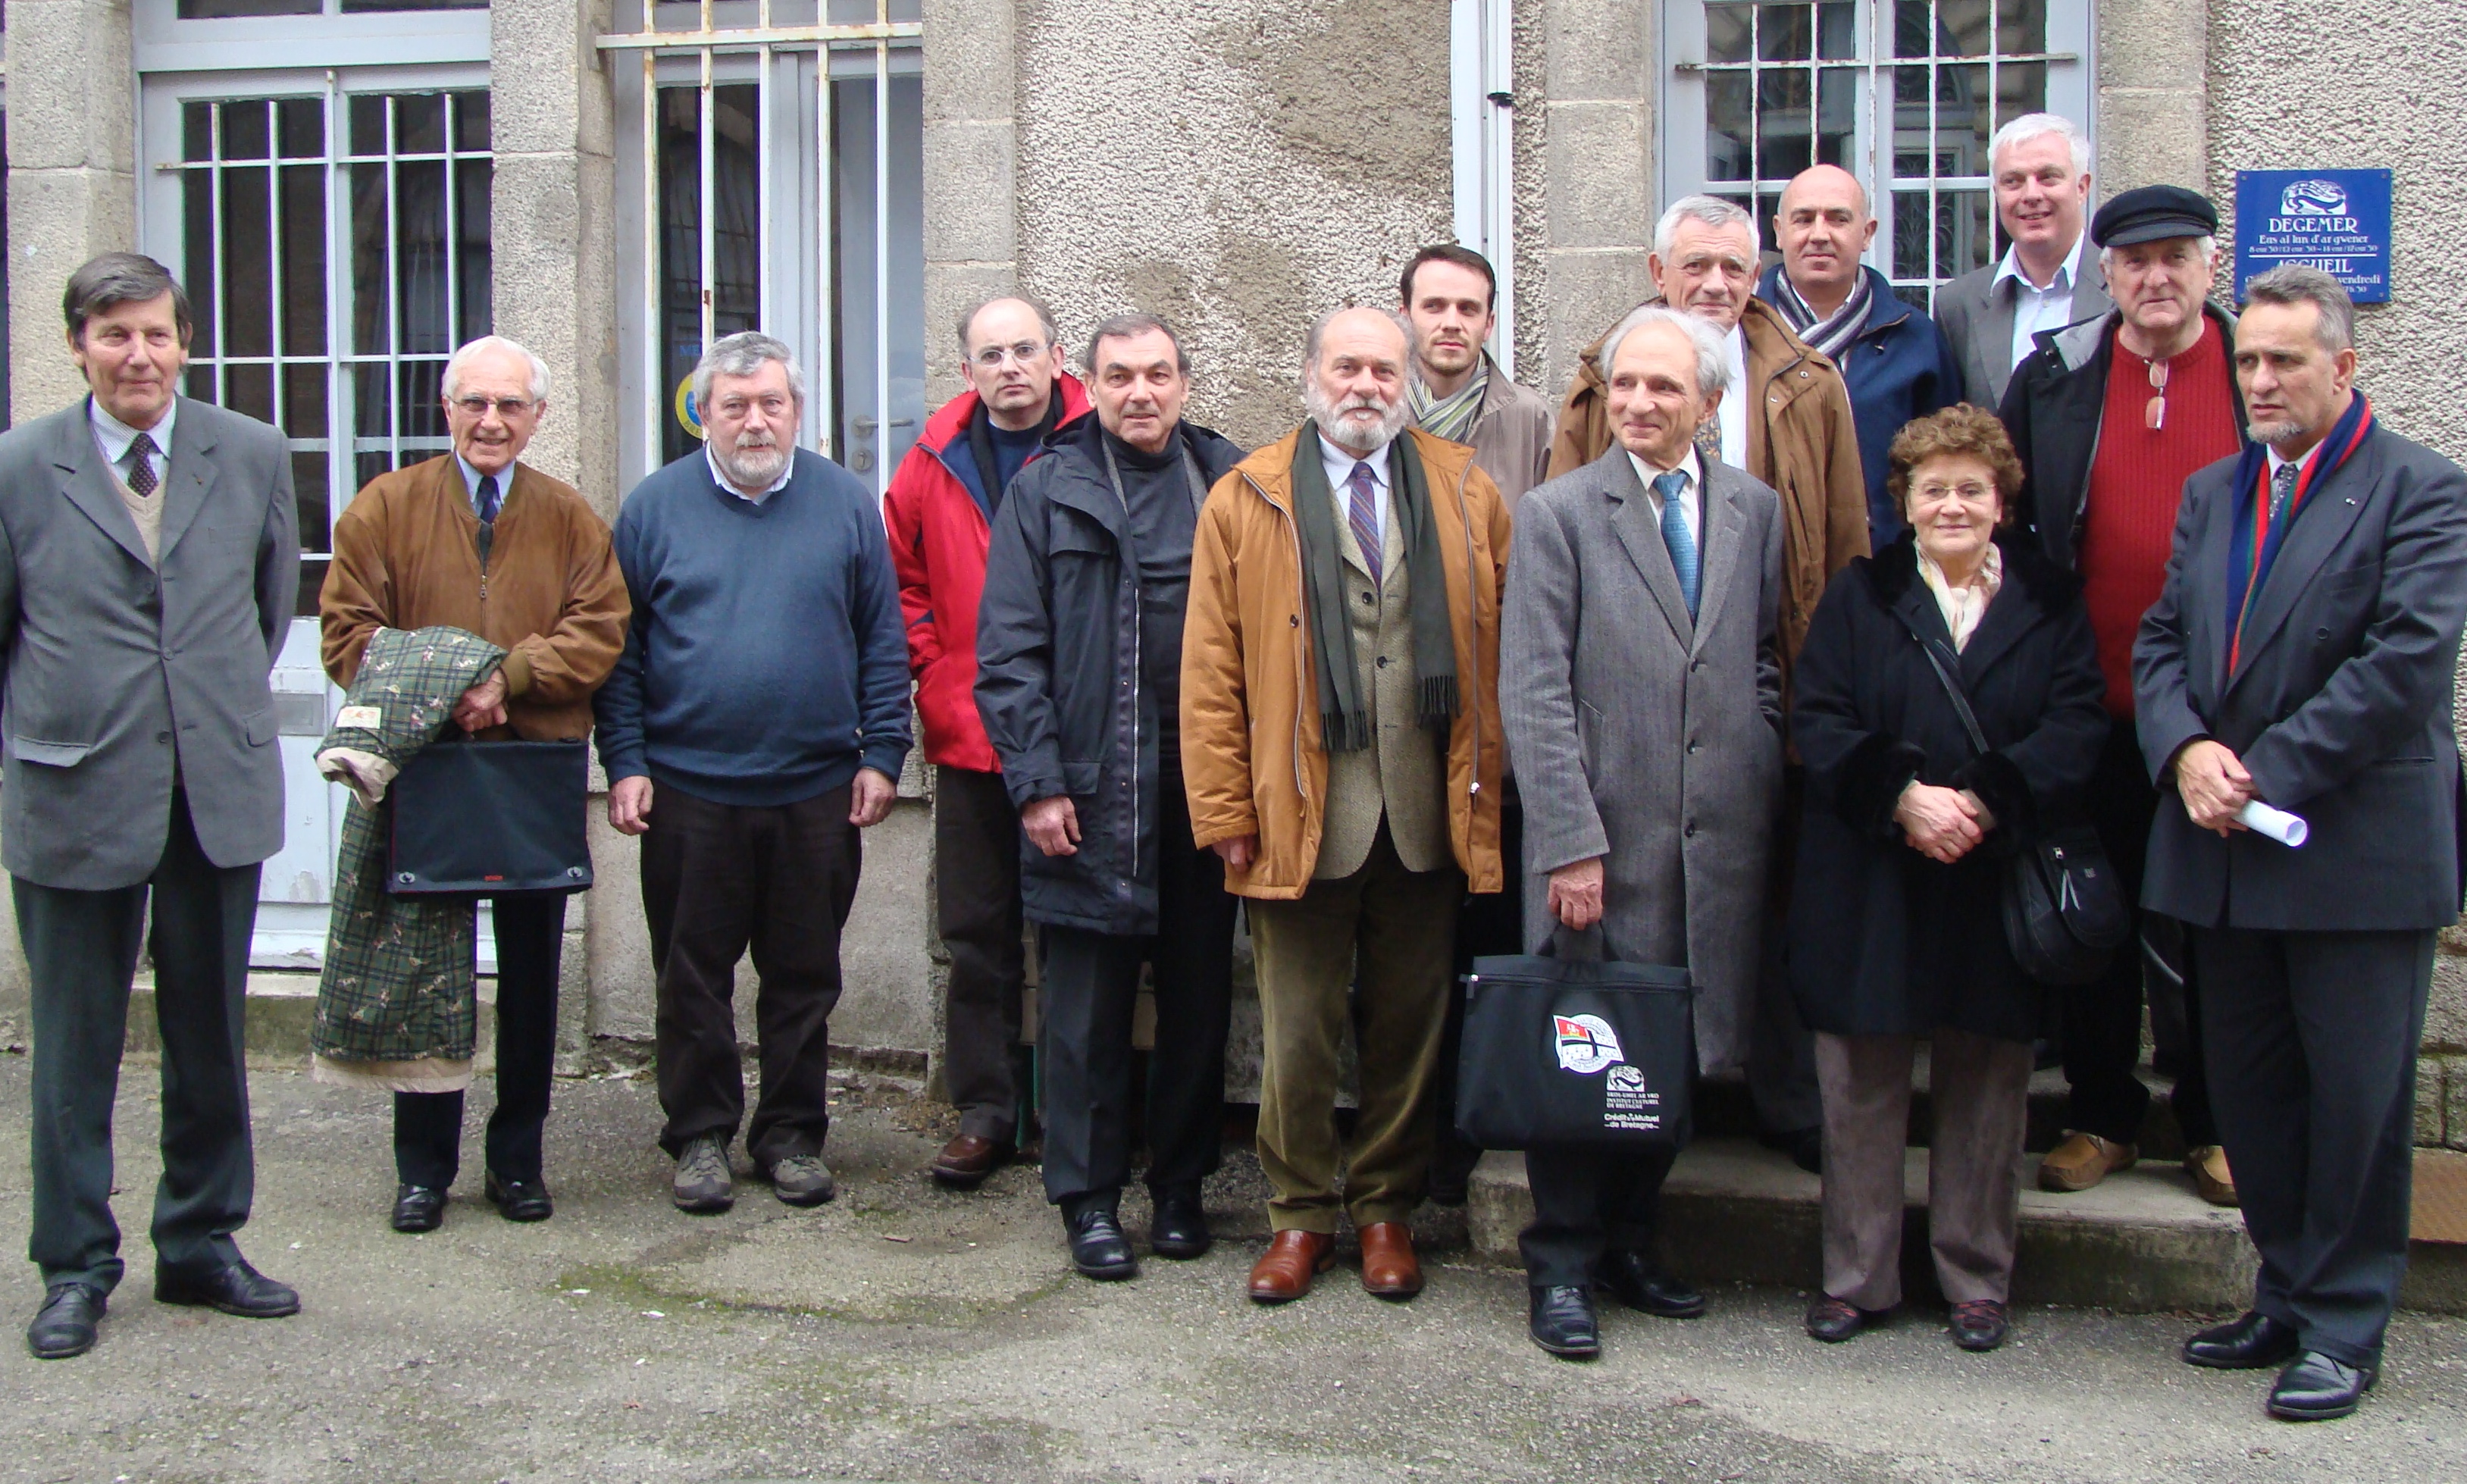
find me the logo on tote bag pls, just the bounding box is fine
[1553,1014,1625,1074]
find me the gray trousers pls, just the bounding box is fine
[19,792,261,1292]
[1817,1028,2031,1310]
[2190,925,2432,1368]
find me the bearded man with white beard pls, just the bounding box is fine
[594,331,911,1214]
[1181,306,1513,1304]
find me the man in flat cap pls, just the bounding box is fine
[2000,184,2244,1205]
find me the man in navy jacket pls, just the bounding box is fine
[1758,164,1963,541]
[2135,267,2467,1423]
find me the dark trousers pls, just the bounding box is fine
[1442,795,1523,1175]
[1748,767,1821,1135]
[2070,725,2216,1147]
[2190,925,2431,1367]
[936,765,1027,1144]
[1037,772,1235,1209]
[19,791,260,1292]
[393,894,567,1188]
[641,781,859,1166]
[1520,1141,1684,1289]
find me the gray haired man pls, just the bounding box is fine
[5,253,302,1359]
[596,331,912,1213]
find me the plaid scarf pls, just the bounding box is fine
[1409,359,1489,446]
[1769,269,1874,364]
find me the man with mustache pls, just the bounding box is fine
[1757,165,1963,541]
[1934,114,2112,411]
[595,331,911,1213]
[1182,307,1511,1304]
[975,315,1244,1280]
[1545,195,1866,1176]
[321,334,630,1234]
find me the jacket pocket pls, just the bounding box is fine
[8,737,95,766]
[244,706,277,747]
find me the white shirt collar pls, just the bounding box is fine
[1626,445,1702,493]
[706,443,796,502]
[454,453,513,512]
[1318,431,1391,488]
[1626,446,1704,546]
[90,396,176,468]
[1993,230,2086,294]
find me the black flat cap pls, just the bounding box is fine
[2092,185,2220,249]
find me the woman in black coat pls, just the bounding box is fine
[1786,405,2108,1353]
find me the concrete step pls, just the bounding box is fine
[1467,1138,2467,1314]
[1691,1057,2203,1160]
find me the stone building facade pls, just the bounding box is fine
[2,0,2463,1144]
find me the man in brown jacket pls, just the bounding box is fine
[1182,307,1511,1304]
[320,334,630,1234]
[1545,195,1868,1172]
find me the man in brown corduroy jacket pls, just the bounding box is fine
[318,334,629,1235]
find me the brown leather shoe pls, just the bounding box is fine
[930,1134,1011,1189]
[1357,1222,1423,1299]
[2038,1132,2137,1192]
[1248,1230,1336,1304]
[2185,1145,2238,1207]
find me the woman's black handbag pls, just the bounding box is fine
[1913,635,2127,986]
[387,737,594,896]
[1454,929,1695,1151]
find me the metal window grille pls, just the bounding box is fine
[1669,0,2089,308]
[602,0,923,492]
[171,86,491,611]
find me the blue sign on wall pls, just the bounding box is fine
[2233,169,2393,304]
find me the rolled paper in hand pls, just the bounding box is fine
[2237,800,2309,847]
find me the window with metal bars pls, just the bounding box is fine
[171,89,491,614]
[1665,0,2090,309]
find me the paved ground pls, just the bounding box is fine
[0,1054,2462,1483]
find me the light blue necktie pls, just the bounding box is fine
[1654,469,1699,619]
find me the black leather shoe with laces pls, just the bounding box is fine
[26,1282,105,1360]
[1066,1208,1138,1281]
[1528,1285,1601,1358]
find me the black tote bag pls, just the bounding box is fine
[387,737,594,896]
[1454,930,1695,1151]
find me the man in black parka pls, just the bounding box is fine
[975,313,1245,1282]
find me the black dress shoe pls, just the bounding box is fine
[2181,1310,2301,1370]
[1597,1249,1705,1317]
[1805,1295,1887,1343]
[154,1260,300,1319]
[1066,1208,1138,1281]
[484,1171,553,1223]
[391,1185,446,1233]
[27,1282,105,1360]
[2268,1351,2378,1422]
[1529,1285,1600,1359]
[1148,1187,1212,1260]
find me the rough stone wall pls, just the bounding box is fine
[2094,0,2206,195]
[1532,0,1657,405]
[2207,0,2467,1142]
[1013,0,1455,448]
[921,0,1020,412]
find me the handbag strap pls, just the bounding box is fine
[1899,615,1990,759]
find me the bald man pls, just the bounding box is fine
[1757,164,1964,541]
[1182,305,1511,1304]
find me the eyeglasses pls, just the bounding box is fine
[2144,355,2171,431]
[452,396,537,420]
[1909,481,1996,506]
[970,342,1050,369]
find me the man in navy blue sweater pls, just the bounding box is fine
[595,331,911,1213]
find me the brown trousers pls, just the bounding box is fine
[1248,825,1463,1232]
[1816,1028,2031,1310]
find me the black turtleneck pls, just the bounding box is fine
[1105,427,1200,762]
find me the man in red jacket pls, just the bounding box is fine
[884,293,1091,1187]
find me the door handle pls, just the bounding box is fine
[850,416,917,436]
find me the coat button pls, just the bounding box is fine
[155,731,171,744]
[2315,627,2330,640]
[1684,822,1697,837]
[1289,614,1299,626]
[1376,656,1388,668]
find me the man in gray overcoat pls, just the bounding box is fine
[1501,305,1785,1359]
[6,255,303,1360]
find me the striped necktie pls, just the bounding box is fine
[1655,469,1699,619]
[1346,461,1382,586]
[477,473,502,524]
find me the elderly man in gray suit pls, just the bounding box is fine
[1502,305,1785,1358]
[6,254,302,1360]
[2137,266,2467,1423]
[1931,114,2112,409]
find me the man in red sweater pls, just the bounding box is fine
[883,295,1091,1187]
[2002,186,2245,1204]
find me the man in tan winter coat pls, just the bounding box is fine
[321,334,629,1235]
[1545,195,1867,1174]
[1182,307,1511,1306]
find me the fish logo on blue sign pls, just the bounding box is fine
[2279,179,2350,217]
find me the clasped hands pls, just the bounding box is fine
[1896,782,1997,865]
